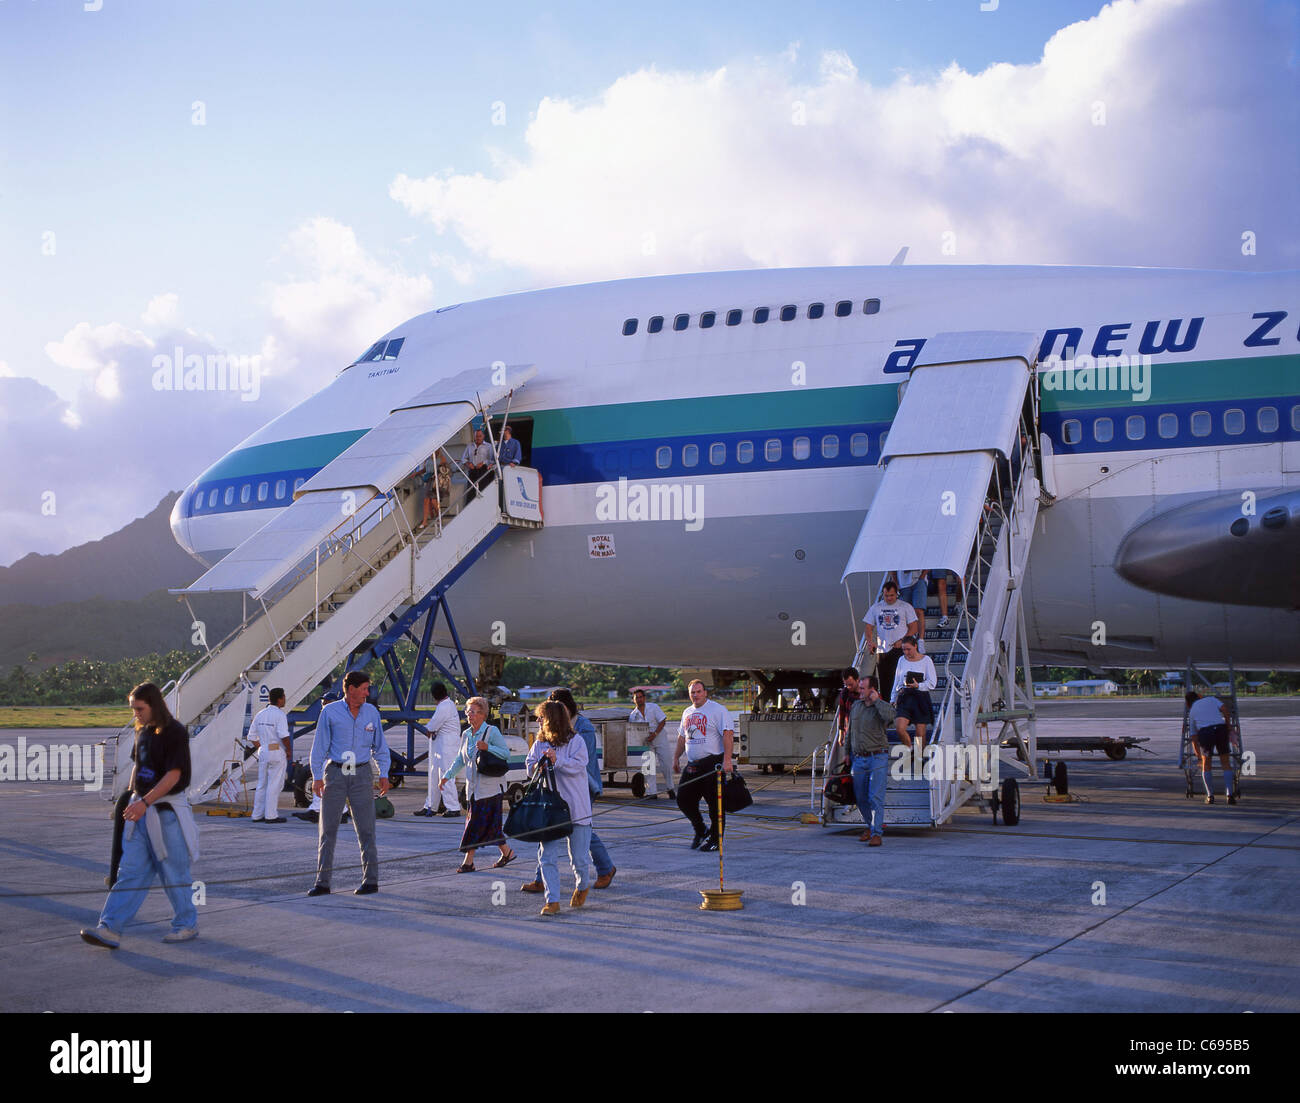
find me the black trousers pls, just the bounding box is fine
[676,754,724,840]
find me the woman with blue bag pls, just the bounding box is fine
[439,696,516,873]
[524,700,593,916]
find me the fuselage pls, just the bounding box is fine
[170,265,1300,670]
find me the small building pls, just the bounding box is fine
[518,685,563,700]
[1033,682,1064,697]
[1062,679,1118,696]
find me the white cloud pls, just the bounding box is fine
[44,321,152,375]
[391,0,1298,277]
[264,217,434,394]
[2,217,435,564]
[142,292,181,328]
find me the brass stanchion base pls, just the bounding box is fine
[699,889,745,911]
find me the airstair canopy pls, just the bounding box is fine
[841,331,1036,583]
[179,363,535,597]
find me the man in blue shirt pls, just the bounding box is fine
[308,671,391,895]
[498,424,522,467]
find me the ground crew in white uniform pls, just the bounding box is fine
[250,688,290,823]
[630,688,674,797]
[416,682,463,816]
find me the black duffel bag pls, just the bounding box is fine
[504,761,573,843]
[723,771,754,813]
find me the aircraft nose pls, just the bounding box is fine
[170,488,195,555]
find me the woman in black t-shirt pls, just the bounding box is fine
[80,683,199,949]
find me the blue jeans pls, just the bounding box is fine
[533,827,612,879]
[852,753,888,837]
[99,809,197,933]
[538,823,592,903]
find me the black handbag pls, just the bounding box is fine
[475,746,509,777]
[722,771,753,813]
[504,760,573,842]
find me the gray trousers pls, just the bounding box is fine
[317,762,378,887]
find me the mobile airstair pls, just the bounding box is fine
[1179,658,1245,799]
[106,365,542,801]
[812,331,1051,829]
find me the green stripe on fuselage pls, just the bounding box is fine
[1039,353,1299,412]
[204,354,1296,476]
[203,429,369,480]
[529,385,900,446]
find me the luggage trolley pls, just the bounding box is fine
[1179,659,1244,800]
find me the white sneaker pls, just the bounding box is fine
[80,924,120,949]
[938,616,950,628]
[162,927,199,943]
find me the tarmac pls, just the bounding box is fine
[1,703,1297,1013]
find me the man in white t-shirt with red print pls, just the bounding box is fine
[672,680,733,852]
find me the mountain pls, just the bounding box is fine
[0,493,242,669]
[0,493,207,605]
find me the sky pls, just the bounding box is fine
[1,0,1296,566]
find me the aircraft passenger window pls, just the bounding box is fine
[1093,418,1113,443]
[849,432,869,457]
[780,305,797,322]
[674,314,690,331]
[648,316,664,333]
[1125,415,1145,441]
[753,307,770,324]
[793,436,810,460]
[208,489,218,508]
[1157,413,1178,439]
[224,486,235,506]
[655,446,671,469]
[1257,406,1278,433]
[726,309,742,326]
[863,299,881,315]
[822,434,839,459]
[879,431,889,454]
[709,442,726,465]
[1292,405,1300,432]
[382,337,404,359]
[293,477,306,493]
[237,484,249,504]
[193,492,203,512]
[1224,409,1245,435]
[737,441,754,463]
[808,302,825,319]
[764,439,781,462]
[835,301,852,317]
[1061,419,1082,444]
[622,319,638,336]
[700,312,716,329]
[682,444,699,468]
[1190,411,1212,437]
[257,481,269,502]
[275,479,287,499]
